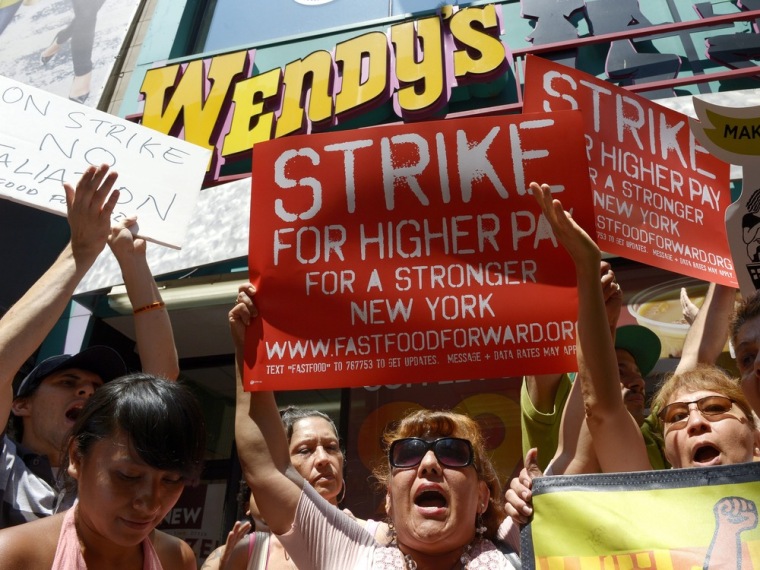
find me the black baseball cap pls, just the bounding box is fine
[614,325,661,376]
[14,346,127,399]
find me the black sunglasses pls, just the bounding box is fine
[389,437,474,469]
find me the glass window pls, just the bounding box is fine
[201,0,390,52]
[391,0,479,16]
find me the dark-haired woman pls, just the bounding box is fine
[204,405,362,569]
[0,374,206,569]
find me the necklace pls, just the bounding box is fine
[402,541,474,570]
[277,536,298,569]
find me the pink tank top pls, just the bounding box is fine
[52,506,164,569]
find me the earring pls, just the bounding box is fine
[475,513,486,540]
[336,478,347,503]
[386,519,398,546]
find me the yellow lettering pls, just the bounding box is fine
[391,16,445,116]
[222,68,282,158]
[276,50,335,138]
[334,32,391,118]
[451,5,507,81]
[140,51,250,170]
[136,6,515,183]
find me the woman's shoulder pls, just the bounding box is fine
[0,513,64,569]
[354,517,390,544]
[200,534,253,570]
[152,529,197,570]
[227,533,257,567]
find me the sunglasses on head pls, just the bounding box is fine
[388,437,474,469]
[657,395,737,432]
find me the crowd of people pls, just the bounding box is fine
[0,168,757,569]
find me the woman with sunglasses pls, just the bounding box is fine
[531,181,760,472]
[229,283,516,570]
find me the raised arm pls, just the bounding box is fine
[230,283,305,534]
[531,182,650,473]
[108,217,178,380]
[0,165,118,426]
[520,371,565,470]
[675,283,737,374]
[546,374,600,474]
[548,261,623,475]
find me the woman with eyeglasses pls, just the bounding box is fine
[229,283,517,570]
[531,181,760,472]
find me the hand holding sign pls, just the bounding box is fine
[229,282,259,356]
[504,447,542,526]
[108,216,145,259]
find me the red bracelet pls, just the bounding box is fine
[133,301,166,315]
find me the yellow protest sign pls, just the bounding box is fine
[523,463,760,569]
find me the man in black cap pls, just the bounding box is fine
[0,165,178,527]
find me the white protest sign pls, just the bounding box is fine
[690,99,760,296]
[0,75,211,249]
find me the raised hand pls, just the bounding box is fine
[64,164,120,266]
[108,216,146,259]
[229,283,258,353]
[530,181,600,270]
[601,261,622,329]
[504,448,543,526]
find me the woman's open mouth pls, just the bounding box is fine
[414,490,448,509]
[692,444,721,465]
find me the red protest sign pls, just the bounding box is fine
[245,111,593,390]
[523,55,737,287]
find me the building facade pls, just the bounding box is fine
[2,0,758,562]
